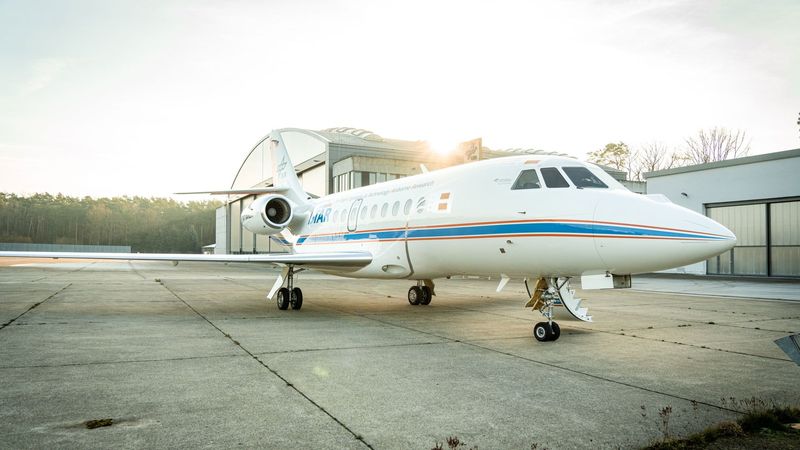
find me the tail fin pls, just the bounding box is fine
[268,131,309,206]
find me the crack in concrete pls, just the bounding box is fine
[253,340,447,356]
[0,284,71,331]
[126,261,147,280]
[629,289,800,304]
[0,353,244,370]
[579,327,793,363]
[29,262,97,283]
[322,306,748,415]
[159,282,374,450]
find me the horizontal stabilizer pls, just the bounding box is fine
[0,251,372,268]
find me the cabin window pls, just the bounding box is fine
[333,210,339,223]
[403,199,412,215]
[541,167,570,188]
[370,204,378,218]
[392,201,400,216]
[511,169,541,190]
[381,203,388,217]
[563,167,608,188]
[416,196,426,214]
[360,205,368,220]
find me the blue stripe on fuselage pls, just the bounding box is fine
[295,221,727,245]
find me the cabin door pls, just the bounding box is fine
[347,199,363,232]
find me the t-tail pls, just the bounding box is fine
[268,131,309,207]
[235,131,312,237]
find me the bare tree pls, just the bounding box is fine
[683,127,750,164]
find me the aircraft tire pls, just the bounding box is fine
[290,287,303,310]
[419,286,432,305]
[533,322,550,342]
[408,286,422,305]
[549,322,561,341]
[277,287,290,310]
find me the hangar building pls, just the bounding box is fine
[646,148,800,278]
[216,127,582,255]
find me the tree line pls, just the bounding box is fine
[0,193,222,253]
[588,127,752,181]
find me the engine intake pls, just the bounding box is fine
[262,196,292,228]
[241,195,294,234]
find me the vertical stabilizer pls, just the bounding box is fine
[268,130,309,206]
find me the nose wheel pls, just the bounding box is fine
[533,321,560,342]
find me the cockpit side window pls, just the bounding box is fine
[540,167,570,188]
[511,169,541,190]
[563,167,608,188]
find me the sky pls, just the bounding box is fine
[1,0,798,198]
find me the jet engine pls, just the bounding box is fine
[241,195,294,234]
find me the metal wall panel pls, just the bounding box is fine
[241,197,255,253]
[771,201,800,276]
[230,201,241,253]
[707,204,767,275]
[708,204,766,245]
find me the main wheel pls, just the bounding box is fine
[290,287,303,310]
[533,322,550,342]
[276,287,290,310]
[408,286,422,305]
[419,286,432,305]
[549,322,561,341]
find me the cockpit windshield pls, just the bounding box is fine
[562,167,608,188]
[511,169,541,190]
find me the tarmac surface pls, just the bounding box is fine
[0,260,798,449]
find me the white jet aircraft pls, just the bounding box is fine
[0,130,736,341]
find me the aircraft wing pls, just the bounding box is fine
[175,187,289,195]
[0,251,372,268]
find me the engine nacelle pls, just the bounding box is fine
[241,195,293,235]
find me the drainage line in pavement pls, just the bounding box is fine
[160,282,374,450]
[0,284,71,332]
[332,308,746,416]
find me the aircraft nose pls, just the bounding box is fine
[686,213,736,259]
[594,194,737,274]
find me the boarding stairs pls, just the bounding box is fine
[527,277,592,322]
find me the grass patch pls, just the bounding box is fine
[642,403,800,450]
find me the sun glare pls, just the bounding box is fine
[427,137,461,155]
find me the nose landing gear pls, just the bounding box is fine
[526,277,566,342]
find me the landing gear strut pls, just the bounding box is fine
[408,280,433,306]
[275,266,303,311]
[526,277,567,342]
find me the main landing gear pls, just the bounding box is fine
[408,280,434,306]
[275,266,303,311]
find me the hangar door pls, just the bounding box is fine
[706,199,800,277]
